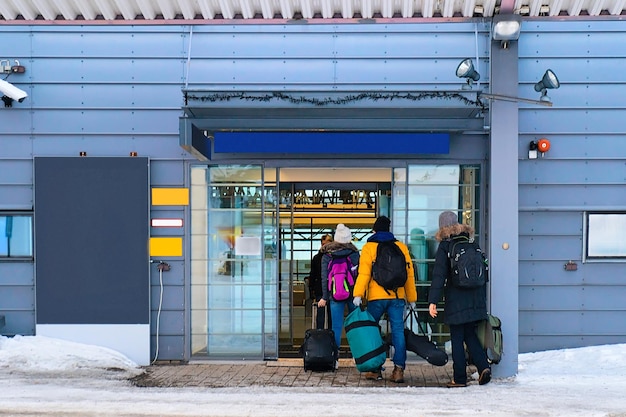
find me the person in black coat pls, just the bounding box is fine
[307,233,333,329]
[428,211,492,387]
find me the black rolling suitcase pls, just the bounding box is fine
[300,303,338,372]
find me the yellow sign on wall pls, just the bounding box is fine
[150,237,183,257]
[151,188,189,206]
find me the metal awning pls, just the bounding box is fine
[0,0,623,22]
[179,89,485,160]
[182,90,486,133]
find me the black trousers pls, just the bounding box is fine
[449,321,490,384]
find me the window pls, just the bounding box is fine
[0,213,33,258]
[586,212,626,259]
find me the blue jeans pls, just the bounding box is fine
[329,299,357,350]
[366,299,407,369]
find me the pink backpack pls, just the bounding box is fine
[328,255,357,301]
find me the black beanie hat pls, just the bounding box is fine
[373,216,391,232]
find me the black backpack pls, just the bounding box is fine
[447,236,488,288]
[372,240,408,295]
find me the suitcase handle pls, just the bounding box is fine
[312,302,329,329]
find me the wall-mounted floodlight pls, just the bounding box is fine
[534,69,560,102]
[479,69,560,107]
[492,14,522,48]
[456,58,480,89]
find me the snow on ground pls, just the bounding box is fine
[1,335,625,417]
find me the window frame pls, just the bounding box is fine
[584,211,626,262]
[0,211,34,260]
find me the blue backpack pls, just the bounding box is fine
[327,254,356,301]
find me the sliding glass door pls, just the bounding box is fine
[190,165,278,359]
[393,164,482,346]
[189,163,481,358]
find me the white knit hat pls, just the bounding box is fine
[334,224,352,244]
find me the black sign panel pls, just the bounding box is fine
[34,157,149,324]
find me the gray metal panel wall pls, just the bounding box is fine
[0,23,490,360]
[185,23,490,91]
[0,25,190,359]
[0,262,35,336]
[4,20,623,358]
[518,21,626,353]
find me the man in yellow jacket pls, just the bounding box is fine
[352,215,417,383]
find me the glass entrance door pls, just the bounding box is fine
[189,164,482,360]
[276,183,388,356]
[190,165,278,359]
[392,164,482,347]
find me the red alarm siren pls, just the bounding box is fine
[537,138,551,153]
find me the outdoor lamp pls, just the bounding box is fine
[534,69,560,102]
[479,68,560,107]
[492,14,522,48]
[456,58,480,89]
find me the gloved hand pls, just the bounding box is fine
[353,296,362,307]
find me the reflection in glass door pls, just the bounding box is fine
[190,165,278,359]
[392,164,482,348]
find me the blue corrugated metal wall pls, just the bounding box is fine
[0,22,490,361]
[185,23,490,91]
[0,25,190,360]
[518,21,626,352]
[0,20,624,360]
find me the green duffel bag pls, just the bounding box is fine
[344,307,387,373]
[476,314,503,365]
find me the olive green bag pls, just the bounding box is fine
[476,314,503,364]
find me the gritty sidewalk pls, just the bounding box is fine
[131,358,472,389]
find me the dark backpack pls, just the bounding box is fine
[327,254,356,301]
[372,240,408,295]
[447,236,488,288]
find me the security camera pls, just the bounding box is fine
[0,79,28,106]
